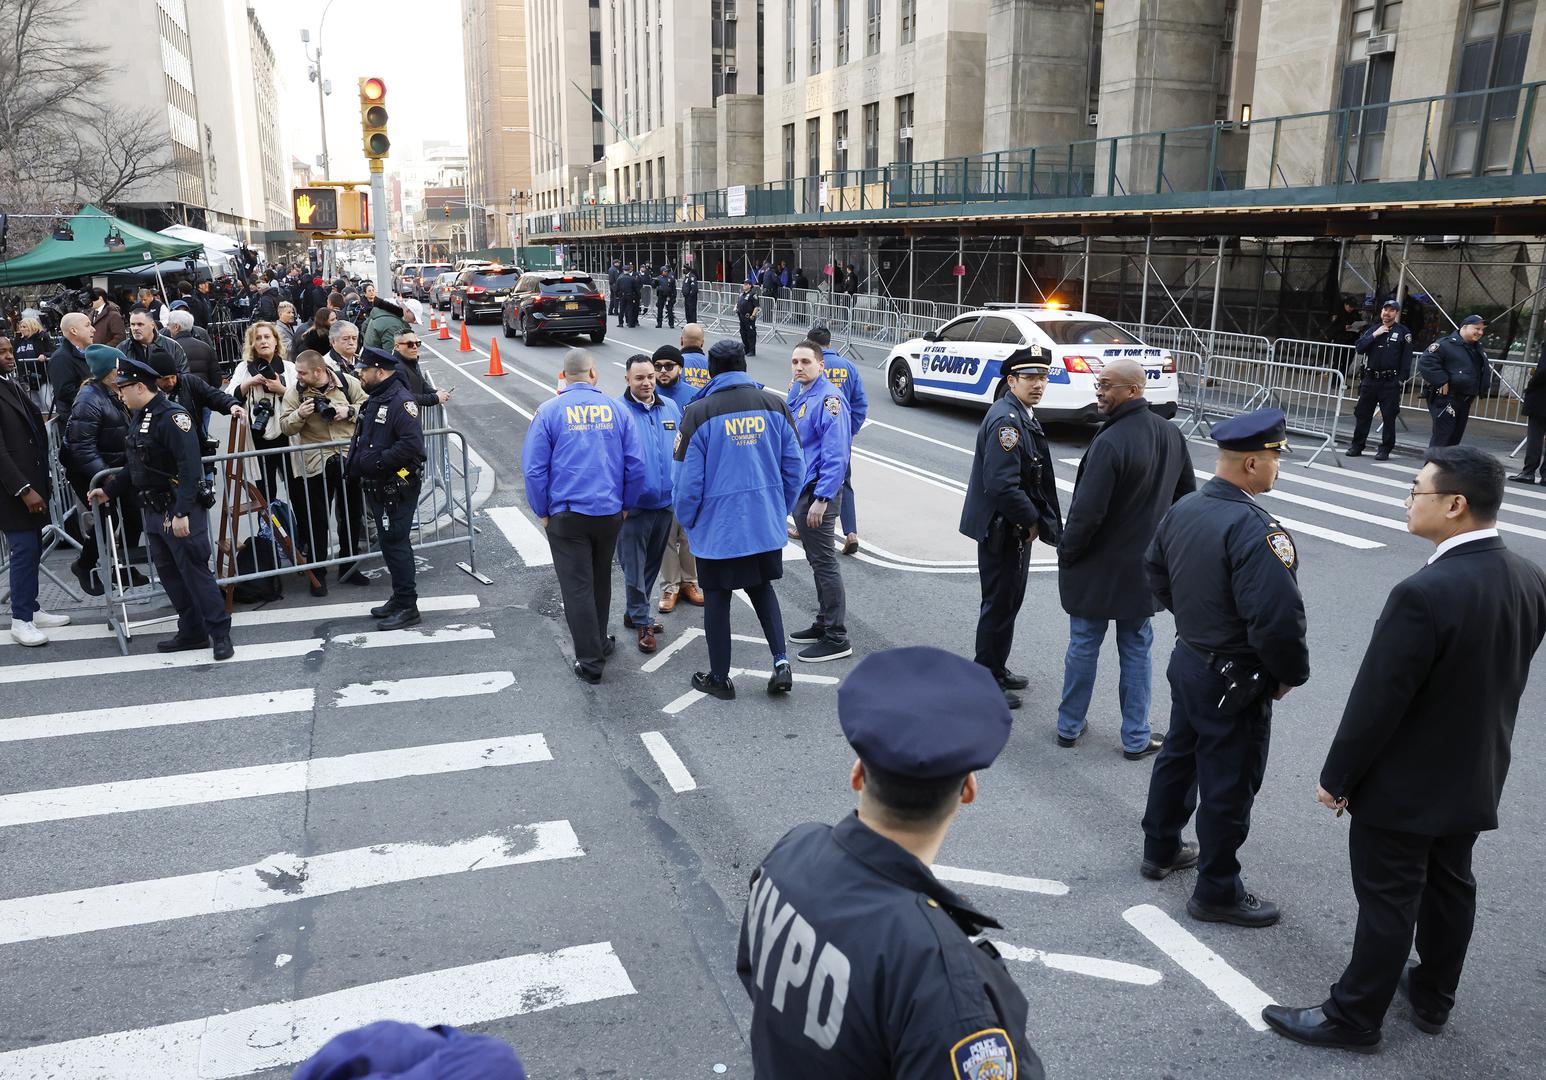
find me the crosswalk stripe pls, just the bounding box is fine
[0,594,483,647]
[1369,456,1546,504]
[0,820,583,945]
[0,672,517,743]
[0,941,636,1079]
[341,624,495,648]
[1311,460,1546,521]
[0,734,551,829]
[640,731,697,793]
[1274,467,1546,534]
[485,504,555,566]
[1191,468,1405,533]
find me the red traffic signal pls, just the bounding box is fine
[361,77,385,102]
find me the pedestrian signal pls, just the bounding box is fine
[293,187,339,231]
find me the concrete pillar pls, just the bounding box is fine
[983,0,1094,153]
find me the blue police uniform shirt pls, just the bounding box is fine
[615,389,681,511]
[521,382,646,517]
[679,347,711,392]
[672,370,804,559]
[820,347,869,436]
[786,374,851,500]
[1353,321,1414,379]
[345,371,426,483]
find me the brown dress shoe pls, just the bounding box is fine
[680,582,705,606]
[659,588,679,613]
[637,625,657,653]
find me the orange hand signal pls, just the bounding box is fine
[296,193,316,225]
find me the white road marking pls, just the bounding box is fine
[640,626,705,672]
[0,636,323,684]
[1370,458,1546,502]
[994,942,1163,986]
[0,594,483,647]
[420,339,535,419]
[0,942,636,1078]
[485,504,555,566]
[340,624,495,648]
[0,672,516,743]
[734,668,841,685]
[0,820,584,944]
[861,417,975,456]
[662,688,708,714]
[447,335,565,399]
[640,731,698,792]
[933,864,1070,897]
[0,734,552,828]
[1123,903,1275,1031]
[851,445,969,497]
[1307,460,1546,519]
[1271,465,1546,532]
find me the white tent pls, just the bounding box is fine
[121,224,241,279]
[162,223,241,253]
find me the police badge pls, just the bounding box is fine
[1267,530,1296,569]
[952,1028,1016,1080]
[172,413,192,433]
[997,426,1019,452]
[404,400,419,419]
[824,395,842,417]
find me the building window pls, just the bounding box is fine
[1447,0,1535,175]
[862,101,879,170]
[835,0,850,66]
[659,154,667,196]
[833,109,849,182]
[809,0,821,73]
[807,116,821,177]
[783,122,797,179]
[900,0,915,43]
[1336,0,1398,182]
[785,0,796,82]
[895,93,914,163]
[866,0,881,55]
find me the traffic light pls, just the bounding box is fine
[359,77,389,165]
[293,187,339,231]
[444,205,451,220]
[338,190,369,232]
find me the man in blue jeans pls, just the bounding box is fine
[615,353,681,653]
[1055,359,1196,757]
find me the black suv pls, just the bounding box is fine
[450,266,521,323]
[501,272,606,345]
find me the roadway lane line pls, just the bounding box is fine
[420,338,536,419]
[0,820,584,945]
[0,594,483,647]
[342,624,495,648]
[1123,903,1274,1032]
[0,671,517,743]
[0,734,553,829]
[0,941,636,1079]
[932,865,1070,897]
[640,731,698,792]
[485,504,555,566]
[1367,457,1546,503]
[641,626,705,672]
[1270,465,1546,533]
[441,331,564,399]
[993,942,1163,986]
[1308,460,1546,521]
[661,688,707,714]
[860,417,976,456]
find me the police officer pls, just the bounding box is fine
[1140,408,1310,928]
[520,348,645,683]
[615,263,641,328]
[1417,314,1493,447]
[654,263,677,328]
[737,646,1046,1079]
[346,347,426,631]
[1346,299,1413,460]
[736,281,760,357]
[958,348,1062,710]
[606,258,622,318]
[786,338,853,662]
[88,355,233,661]
[681,265,700,325]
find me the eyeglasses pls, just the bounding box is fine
[653,362,679,371]
[399,340,422,347]
[1405,487,1460,503]
[1092,379,1139,391]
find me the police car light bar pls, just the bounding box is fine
[983,301,1066,310]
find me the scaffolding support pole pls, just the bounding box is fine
[1523,242,1546,364]
[1394,236,1412,304]
[909,233,916,298]
[1139,234,1152,325]
[1014,234,1022,304]
[1209,236,1225,334]
[956,231,964,307]
[1082,235,1092,311]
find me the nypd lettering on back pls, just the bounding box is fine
[724,415,767,444]
[745,871,852,1050]
[564,402,615,429]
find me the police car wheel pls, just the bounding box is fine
[590,330,606,344]
[888,360,916,406]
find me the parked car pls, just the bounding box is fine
[431,271,459,310]
[412,263,451,301]
[501,272,607,345]
[449,265,521,323]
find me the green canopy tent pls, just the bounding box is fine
[0,204,201,288]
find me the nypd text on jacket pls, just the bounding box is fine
[521,382,646,517]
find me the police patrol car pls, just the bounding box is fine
[884,304,1178,422]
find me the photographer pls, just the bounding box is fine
[224,320,297,503]
[281,351,368,597]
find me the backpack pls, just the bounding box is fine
[231,536,283,603]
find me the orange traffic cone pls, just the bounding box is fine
[438,319,451,341]
[429,314,438,331]
[485,338,506,377]
[458,322,472,353]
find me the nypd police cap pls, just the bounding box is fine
[358,346,399,371]
[1460,314,1486,327]
[114,355,161,387]
[839,647,1012,780]
[1002,344,1050,377]
[1211,407,1291,453]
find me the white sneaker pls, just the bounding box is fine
[31,610,71,628]
[9,621,48,646]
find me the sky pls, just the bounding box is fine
[253,0,469,177]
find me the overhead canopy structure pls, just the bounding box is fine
[0,204,201,288]
[117,223,244,279]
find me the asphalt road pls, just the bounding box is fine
[2,301,1544,1079]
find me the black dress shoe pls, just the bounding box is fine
[997,671,1029,690]
[370,601,399,619]
[573,661,602,685]
[156,635,210,653]
[692,671,735,700]
[71,559,103,597]
[1140,842,1199,880]
[1373,448,1391,461]
[1262,1005,1381,1054]
[1399,963,1448,1033]
[212,636,234,661]
[309,581,329,598]
[767,660,793,694]
[1187,891,1280,928]
[1056,727,1085,748]
[379,607,421,631]
[1002,688,1022,710]
[1345,446,1364,457]
[601,634,616,658]
[1508,472,1537,484]
[1124,734,1165,761]
[338,571,372,586]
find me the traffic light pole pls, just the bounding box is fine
[372,165,390,293]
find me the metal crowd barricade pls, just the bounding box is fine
[1,419,87,609]
[1170,350,1208,435]
[1118,322,1273,365]
[87,426,477,654]
[1271,337,1358,378]
[1257,359,1347,465]
[1186,353,1273,434]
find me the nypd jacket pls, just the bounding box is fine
[680,347,711,392]
[820,348,869,436]
[521,382,645,518]
[786,375,851,500]
[672,370,804,559]
[345,372,426,483]
[1417,331,1494,399]
[616,390,681,511]
[658,376,698,411]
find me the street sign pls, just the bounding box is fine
[727,185,747,218]
[293,187,339,231]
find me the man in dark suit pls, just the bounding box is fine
[1056,359,1196,757]
[1264,446,1546,1053]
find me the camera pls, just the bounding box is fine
[311,393,338,421]
[249,397,275,435]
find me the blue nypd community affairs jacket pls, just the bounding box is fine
[786,374,851,500]
[521,382,646,517]
[672,370,805,558]
[616,389,681,511]
[820,347,869,436]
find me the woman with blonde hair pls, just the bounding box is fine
[11,315,52,408]
[224,320,298,502]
